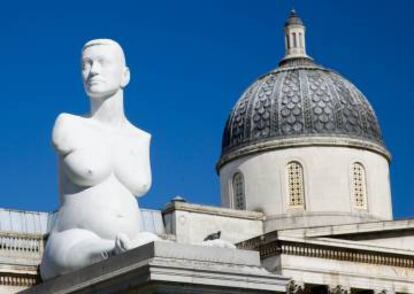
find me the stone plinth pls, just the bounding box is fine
[22,241,288,293]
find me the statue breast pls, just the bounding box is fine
[53,114,112,187]
[52,113,151,195]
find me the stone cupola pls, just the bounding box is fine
[282,9,310,62]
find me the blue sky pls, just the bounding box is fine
[0,1,413,219]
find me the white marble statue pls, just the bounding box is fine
[40,39,159,280]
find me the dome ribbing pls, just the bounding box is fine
[218,11,388,169]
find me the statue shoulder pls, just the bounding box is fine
[124,121,151,146]
[52,113,85,154]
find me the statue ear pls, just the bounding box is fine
[121,67,130,88]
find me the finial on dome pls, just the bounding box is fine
[286,9,303,26]
[281,9,310,62]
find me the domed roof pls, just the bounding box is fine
[285,9,303,26]
[217,12,389,169]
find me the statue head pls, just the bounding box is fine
[81,39,130,99]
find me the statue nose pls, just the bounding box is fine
[90,61,101,74]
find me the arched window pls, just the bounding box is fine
[352,162,367,209]
[292,32,297,48]
[232,172,245,210]
[287,161,305,208]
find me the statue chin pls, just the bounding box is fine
[86,87,117,101]
[40,39,156,280]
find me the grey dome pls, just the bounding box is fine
[218,58,389,168]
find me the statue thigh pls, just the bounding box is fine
[40,228,114,280]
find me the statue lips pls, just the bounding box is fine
[88,78,106,86]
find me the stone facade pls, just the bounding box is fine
[0,231,43,293]
[219,145,392,230]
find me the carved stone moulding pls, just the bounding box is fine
[239,237,414,269]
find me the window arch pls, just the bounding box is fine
[232,172,245,210]
[352,162,367,209]
[287,161,305,208]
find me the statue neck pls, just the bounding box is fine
[89,90,126,126]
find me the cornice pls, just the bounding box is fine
[217,136,391,171]
[238,238,414,269]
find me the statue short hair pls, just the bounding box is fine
[82,39,126,65]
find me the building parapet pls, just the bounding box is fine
[163,200,264,220]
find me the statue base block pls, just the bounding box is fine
[22,241,288,293]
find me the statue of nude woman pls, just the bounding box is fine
[40,39,159,280]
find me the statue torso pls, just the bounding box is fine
[51,113,152,239]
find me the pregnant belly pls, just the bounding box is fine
[63,148,112,187]
[57,176,142,240]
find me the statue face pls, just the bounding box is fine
[82,44,129,99]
